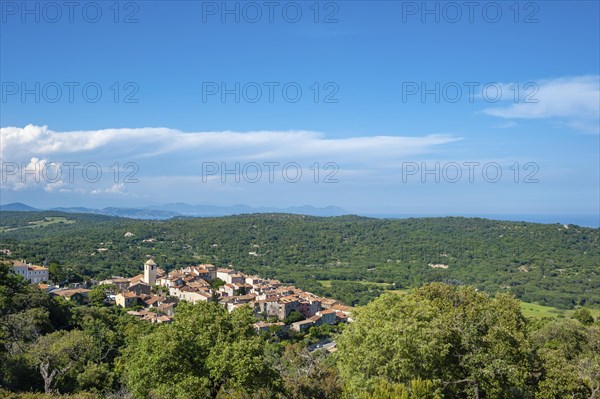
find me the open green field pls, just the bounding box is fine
[318,280,394,289]
[0,217,77,233]
[519,301,565,318]
[28,217,76,227]
[520,301,600,319]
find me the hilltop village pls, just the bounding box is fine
[10,259,352,333]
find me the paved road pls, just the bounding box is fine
[308,339,336,353]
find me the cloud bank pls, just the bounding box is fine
[0,125,460,194]
[483,75,600,133]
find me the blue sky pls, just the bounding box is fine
[1,1,599,225]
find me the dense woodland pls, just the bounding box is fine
[0,265,598,399]
[0,211,598,309]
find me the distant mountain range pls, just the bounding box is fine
[0,202,38,212]
[0,202,348,220]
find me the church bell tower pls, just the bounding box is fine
[143,259,157,286]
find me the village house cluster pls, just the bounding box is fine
[6,258,352,331]
[97,259,352,331]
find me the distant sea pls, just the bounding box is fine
[362,214,600,228]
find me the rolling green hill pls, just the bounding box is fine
[0,211,598,308]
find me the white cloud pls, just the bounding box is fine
[0,125,460,164]
[0,155,132,196]
[2,157,55,191]
[91,183,126,195]
[483,76,600,133]
[44,180,65,192]
[0,125,461,196]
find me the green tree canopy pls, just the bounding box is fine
[121,301,279,399]
[87,285,108,307]
[572,308,595,325]
[26,329,94,393]
[530,318,599,398]
[336,283,533,398]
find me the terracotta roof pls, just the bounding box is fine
[217,268,234,273]
[129,274,144,284]
[188,281,210,288]
[129,281,150,288]
[12,260,29,267]
[294,319,315,326]
[54,288,91,297]
[319,309,336,315]
[126,310,145,317]
[102,277,129,283]
[332,305,353,312]
[12,261,47,271]
[236,294,257,301]
[119,292,139,298]
[144,296,164,305]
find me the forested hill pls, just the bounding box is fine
[1,211,598,309]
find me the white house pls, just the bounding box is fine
[12,261,49,283]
